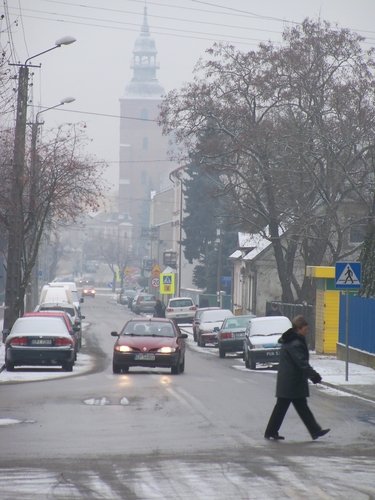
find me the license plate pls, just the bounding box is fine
[134,353,155,361]
[31,339,52,346]
[235,332,245,339]
[266,351,277,357]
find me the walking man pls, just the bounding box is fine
[264,315,330,441]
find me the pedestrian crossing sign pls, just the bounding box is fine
[159,273,175,294]
[335,262,361,289]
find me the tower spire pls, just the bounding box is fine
[141,5,149,35]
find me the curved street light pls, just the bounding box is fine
[28,97,76,310]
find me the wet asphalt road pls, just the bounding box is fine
[0,295,374,499]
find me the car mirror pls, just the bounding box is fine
[179,333,188,339]
[213,327,219,332]
[80,298,84,303]
[111,331,119,337]
[73,325,80,332]
[81,315,85,320]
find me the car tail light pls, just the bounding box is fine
[55,337,73,347]
[9,336,28,346]
[220,332,234,340]
[189,306,197,310]
[166,308,173,312]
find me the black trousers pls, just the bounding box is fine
[265,397,321,438]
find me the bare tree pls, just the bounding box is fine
[0,122,106,320]
[160,19,375,303]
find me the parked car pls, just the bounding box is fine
[23,311,80,359]
[4,316,75,371]
[111,318,188,374]
[49,281,84,311]
[131,294,156,314]
[165,297,197,324]
[196,309,234,347]
[192,307,220,342]
[82,286,96,298]
[217,314,256,358]
[36,302,84,349]
[243,316,292,370]
[117,289,137,305]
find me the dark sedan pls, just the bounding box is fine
[111,318,187,374]
[4,316,75,371]
[217,314,256,358]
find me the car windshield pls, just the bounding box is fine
[40,305,75,317]
[13,317,67,334]
[201,310,232,322]
[140,295,155,302]
[223,316,254,329]
[122,322,175,337]
[169,299,193,308]
[124,290,136,297]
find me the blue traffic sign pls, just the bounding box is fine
[335,262,361,289]
[162,275,172,285]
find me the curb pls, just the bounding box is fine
[321,381,375,403]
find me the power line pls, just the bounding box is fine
[41,0,282,36]
[7,9,272,46]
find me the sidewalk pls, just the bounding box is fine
[310,353,375,402]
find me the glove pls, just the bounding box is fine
[310,372,322,384]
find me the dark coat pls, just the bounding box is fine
[154,301,165,318]
[275,328,321,399]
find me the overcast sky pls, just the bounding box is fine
[6,0,375,189]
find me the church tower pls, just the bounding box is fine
[119,7,172,257]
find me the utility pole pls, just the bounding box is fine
[3,65,29,332]
[2,36,76,336]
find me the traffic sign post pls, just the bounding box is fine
[151,277,160,288]
[159,273,175,295]
[335,261,361,381]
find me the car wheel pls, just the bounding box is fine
[62,361,73,372]
[249,355,256,370]
[198,336,205,347]
[219,347,225,358]
[180,357,185,373]
[113,362,121,374]
[193,331,197,342]
[5,359,14,371]
[244,348,250,369]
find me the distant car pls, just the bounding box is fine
[131,294,156,314]
[196,309,234,347]
[111,318,188,374]
[192,307,220,341]
[82,286,96,298]
[4,316,75,372]
[165,297,197,324]
[117,289,137,306]
[243,316,292,370]
[35,302,84,349]
[23,311,80,359]
[217,314,256,358]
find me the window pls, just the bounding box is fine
[349,225,366,244]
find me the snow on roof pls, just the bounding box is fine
[243,234,271,261]
[229,250,243,259]
[238,232,254,248]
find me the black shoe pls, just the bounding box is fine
[264,433,285,440]
[312,428,330,440]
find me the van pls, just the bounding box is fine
[243,316,292,370]
[49,282,82,311]
[39,285,73,306]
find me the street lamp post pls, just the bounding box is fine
[3,36,76,334]
[26,97,75,310]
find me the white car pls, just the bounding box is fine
[243,316,292,370]
[165,297,197,324]
[196,309,234,347]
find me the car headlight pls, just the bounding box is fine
[115,345,133,352]
[157,346,176,353]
